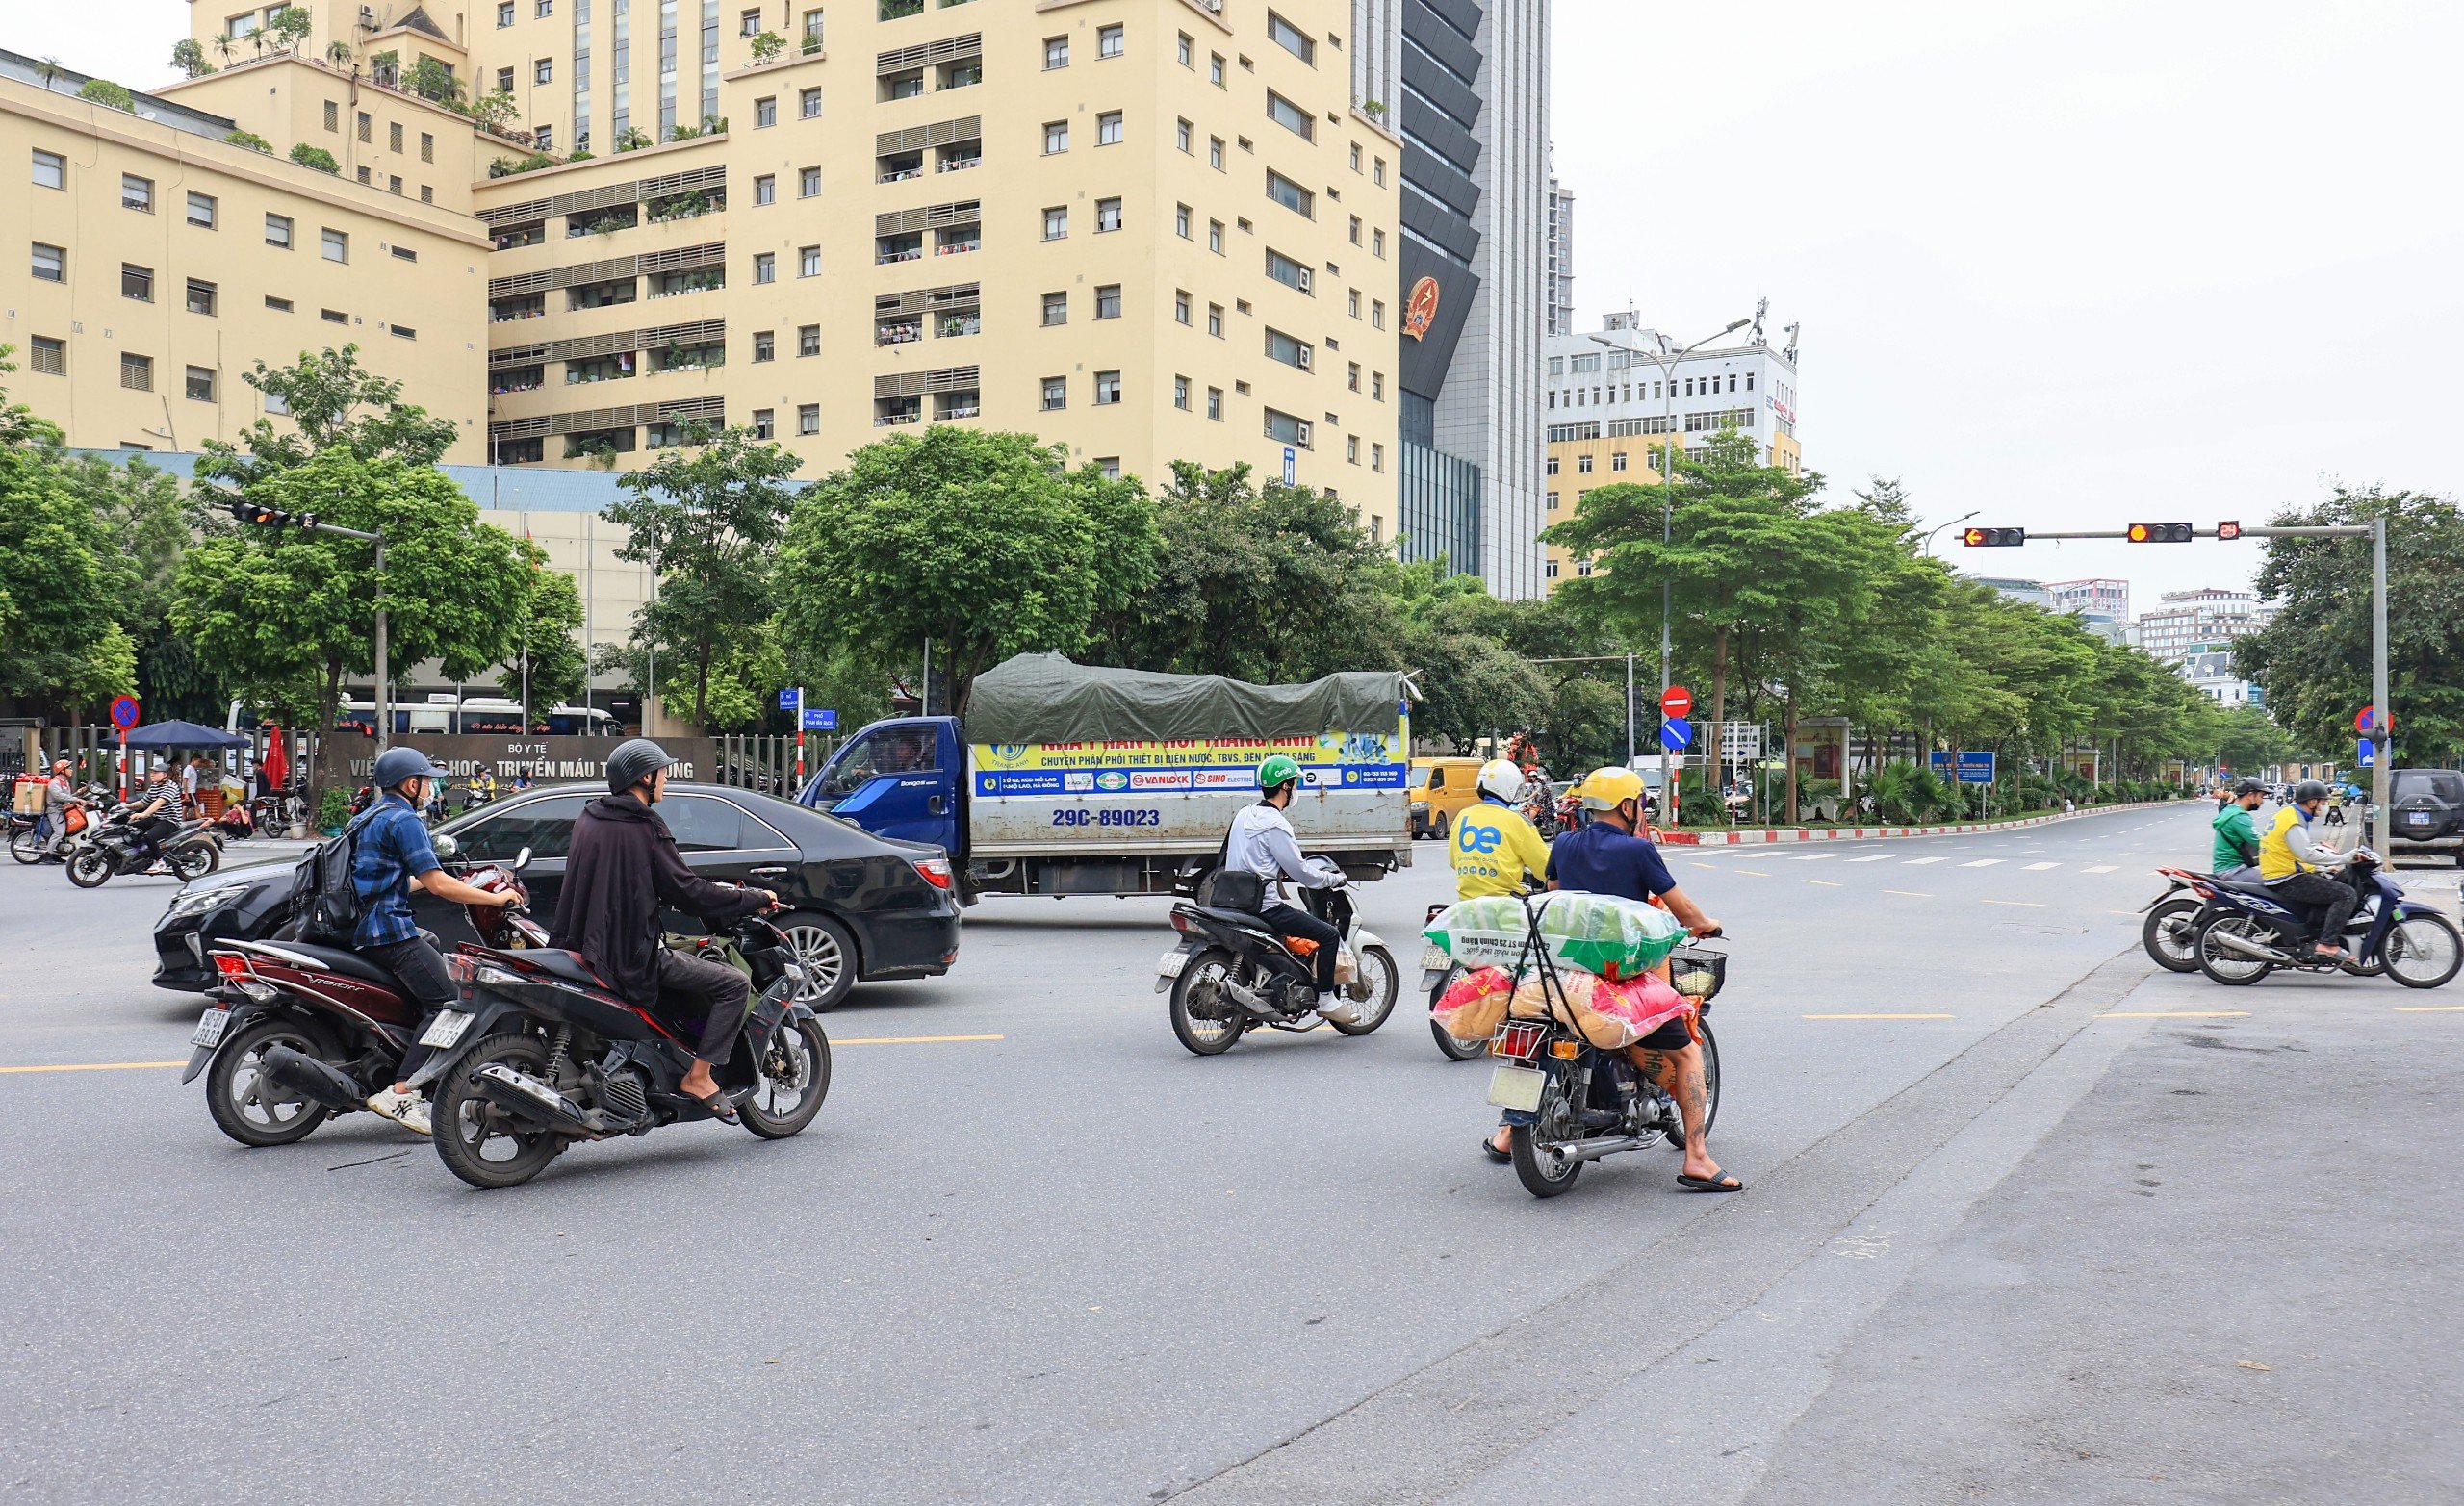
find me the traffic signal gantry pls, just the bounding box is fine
[223,496,396,749]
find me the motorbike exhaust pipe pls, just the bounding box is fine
[469,1062,605,1137]
[2211,930,2293,965]
[260,1046,369,1113]
[1552,1133,1648,1162]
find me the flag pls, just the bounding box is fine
[262,727,289,790]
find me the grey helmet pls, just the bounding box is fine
[372,745,449,789]
[2292,779,2330,804]
[605,737,674,795]
[2233,777,2266,797]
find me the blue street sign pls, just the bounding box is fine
[1659,716,1691,752]
[2357,737,2375,769]
[779,687,801,709]
[801,708,833,730]
[819,709,837,730]
[1282,447,1297,486]
[1930,751,1996,784]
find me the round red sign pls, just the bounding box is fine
[1660,686,1693,719]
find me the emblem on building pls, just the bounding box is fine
[1402,276,1440,341]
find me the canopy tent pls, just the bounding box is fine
[965,653,1410,744]
[116,719,249,750]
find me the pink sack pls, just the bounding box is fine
[1432,966,1514,1044]
[1508,968,1695,1049]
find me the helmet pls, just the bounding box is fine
[372,745,449,789]
[1578,766,1646,812]
[50,759,69,774]
[2233,777,2265,797]
[1257,753,1301,794]
[606,737,675,795]
[1475,758,1527,804]
[2293,779,2330,804]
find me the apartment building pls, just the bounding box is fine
[1,46,490,457]
[1538,308,1802,590]
[2128,587,2272,664]
[2045,577,2129,624]
[1543,169,1570,336]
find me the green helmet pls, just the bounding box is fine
[1258,754,1301,792]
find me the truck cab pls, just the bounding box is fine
[801,716,965,858]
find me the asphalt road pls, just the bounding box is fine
[1,805,2456,1503]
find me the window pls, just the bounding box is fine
[1372,228,1385,259]
[798,403,820,435]
[535,57,553,83]
[1347,434,1358,463]
[1372,298,1385,329]
[1173,374,1191,410]
[1348,289,1360,318]
[321,308,347,324]
[499,0,515,22]
[1179,33,1193,67]
[754,252,776,283]
[1265,247,1312,294]
[1348,215,1361,245]
[1371,371,1384,400]
[755,173,776,204]
[185,365,218,401]
[1207,302,1223,337]
[1263,407,1309,447]
[753,330,775,362]
[30,336,64,375]
[1043,35,1066,69]
[31,242,64,283]
[756,96,777,127]
[800,166,820,196]
[1040,375,1066,410]
[1373,157,1386,187]
[1611,451,1628,472]
[1266,91,1313,140]
[390,243,418,262]
[176,191,217,231]
[1546,559,1560,580]
[1093,370,1120,405]
[1174,290,1192,325]
[1266,171,1312,217]
[1208,219,1223,253]
[185,278,218,316]
[1096,111,1123,146]
[121,263,154,301]
[800,245,821,276]
[1349,142,1361,173]
[421,130,437,162]
[122,174,153,213]
[356,166,372,185]
[1042,206,1067,240]
[1095,457,1120,479]
[323,99,339,132]
[266,214,293,248]
[358,111,374,144]
[120,352,152,392]
[1094,283,1121,319]
[1175,204,1193,239]
[385,120,403,156]
[1095,197,1122,232]
[1206,386,1222,419]
[1043,120,1068,154]
[753,407,775,439]
[1577,454,1593,474]
[1267,11,1315,64]
[32,149,64,190]
[799,323,820,356]
[1264,327,1310,370]
[801,87,822,118]
[739,7,760,35]
[537,0,552,13]
[1210,53,1225,86]
[321,228,348,263]
[1098,23,1123,57]
[1210,137,1224,170]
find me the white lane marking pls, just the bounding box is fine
[2023,861,2062,871]
[1788,853,1840,862]
[1845,855,1893,863]
[2084,864,2119,874]
[1903,856,1948,866]
[1959,859,2004,868]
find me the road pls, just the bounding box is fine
[1,804,2457,1504]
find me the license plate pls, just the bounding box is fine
[419,1009,475,1049]
[1419,944,1451,972]
[189,1008,231,1049]
[1486,1064,1548,1112]
[1157,949,1191,980]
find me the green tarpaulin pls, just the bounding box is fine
[965,654,1408,743]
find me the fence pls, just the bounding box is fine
[711,733,834,798]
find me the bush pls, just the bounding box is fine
[76,78,136,112]
[1679,787,1727,826]
[225,129,273,153]
[750,30,784,62]
[316,787,352,833]
[488,152,555,177]
[290,142,340,174]
[1868,759,1945,824]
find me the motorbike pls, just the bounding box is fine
[1483,928,1731,1199]
[418,884,832,1188]
[182,842,549,1147]
[2189,848,2463,988]
[2140,867,2230,973]
[64,804,220,887]
[1159,872,1401,1056]
[1521,780,1561,838]
[11,782,110,865]
[1421,902,1498,1061]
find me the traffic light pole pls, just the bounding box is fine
[216,493,390,750]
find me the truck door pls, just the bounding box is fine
[805,720,958,853]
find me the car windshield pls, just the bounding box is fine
[817,728,937,798]
[1409,767,1430,789]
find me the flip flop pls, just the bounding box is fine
[1678,1170,1743,1193]
[680,1085,739,1123]
[1481,1136,1511,1164]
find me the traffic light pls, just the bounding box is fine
[2127,523,2194,543]
[225,498,320,531]
[1962,526,2026,548]
[2216,520,2243,541]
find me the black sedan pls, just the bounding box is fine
[151,782,962,1009]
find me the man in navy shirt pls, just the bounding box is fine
[1503,766,1736,1192]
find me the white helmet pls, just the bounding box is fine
[1476,758,1527,804]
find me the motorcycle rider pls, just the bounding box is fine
[2259,779,2360,964]
[2211,778,2266,878]
[1220,753,1356,1023]
[1450,759,1553,900]
[39,759,78,859]
[1484,766,1737,1191]
[356,746,521,1135]
[125,761,190,869]
[550,739,776,1120]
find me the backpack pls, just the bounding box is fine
[290,806,381,945]
[1196,811,1267,912]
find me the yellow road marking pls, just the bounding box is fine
[1736,868,1770,877]
[2391,1007,2464,1013]
[0,1060,188,1075]
[1804,1012,1955,1020]
[1884,889,1932,898]
[2,1034,1006,1076]
[1805,879,1842,887]
[1690,861,1716,870]
[1980,899,2044,908]
[2100,1011,2250,1019]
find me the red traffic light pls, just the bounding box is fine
[2216,520,2243,541]
[2127,523,2194,543]
[1963,526,2026,548]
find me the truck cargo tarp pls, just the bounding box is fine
[966,654,1407,744]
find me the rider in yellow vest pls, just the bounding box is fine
[1448,759,1553,899]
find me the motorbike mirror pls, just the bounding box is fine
[512,846,533,873]
[431,832,460,860]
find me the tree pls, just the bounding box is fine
[0,355,135,715]
[405,55,465,110]
[270,5,312,53]
[170,452,530,729]
[196,344,459,487]
[54,454,224,719]
[783,428,1158,713]
[605,422,802,728]
[170,38,215,76]
[76,79,135,112]
[1373,560,1550,751]
[497,547,589,713]
[289,143,340,174]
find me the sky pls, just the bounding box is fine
[13,2,2459,613]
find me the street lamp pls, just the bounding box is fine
[1922,510,1981,557]
[1587,316,1751,823]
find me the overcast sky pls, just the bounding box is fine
[16,2,2458,612]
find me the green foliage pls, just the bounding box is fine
[498,547,589,710]
[489,153,555,177]
[224,129,272,153]
[784,428,1158,714]
[613,126,654,152]
[289,142,340,173]
[318,787,352,831]
[0,351,137,715]
[471,88,521,130]
[404,56,464,110]
[270,6,312,50]
[196,345,458,489]
[750,30,785,61]
[171,39,215,77]
[76,78,136,112]
[1867,759,1948,824]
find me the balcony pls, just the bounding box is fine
[937,62,981,89]
[874,396,923,426]
[565,353,637,385]
[647,188,725,223]
[937,314,980,339]
[877,152,925,183]
[648,269,725,298]
[490,365,545,395]
[881,69,924,101]
[876,319,923,345]
[877,231,924,264]
[491,294,547,322]
[880,0,922,17]
[492,222,547,250]
[653,342,727,373]
[935,148,981,174]
[934,391,981,420]
[568,205,639,238]
[566,278,638,310]
[933,229,979,256]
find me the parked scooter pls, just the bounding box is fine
[1159,870,1400,1055]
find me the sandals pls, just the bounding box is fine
[680,1084,739,1123]
[1678,1170,1744,1193]
[1481,1135,1511,1164]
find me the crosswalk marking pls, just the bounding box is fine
[1958,859,2003,868]
[1788,853,1839,862]
[2023,861,2062,871]
[1903,856,1947,866]
[2084,864,2119,874]
[1845,855,1893,863]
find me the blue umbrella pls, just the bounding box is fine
[117,719,249,749]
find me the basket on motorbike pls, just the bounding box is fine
[1666,945,1726,1003]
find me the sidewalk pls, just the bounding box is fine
[1659,798,2187,847]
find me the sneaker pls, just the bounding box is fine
[1317,990,1365,1027]
[366,1086,433,1136]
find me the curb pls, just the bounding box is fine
[1657,799,2190,848]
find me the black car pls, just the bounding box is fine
[2387,768,2464,866]
[151,782,962,1008]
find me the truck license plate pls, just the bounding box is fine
[419,1010,475,1049]
[189,1008,231,1049]
[1157,949,1191,980]
[1419,944,1451,972]
[1487,1064,1547,1112]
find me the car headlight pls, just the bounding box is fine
[166,885,245,920]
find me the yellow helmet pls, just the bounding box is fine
[1578,765,1645,812]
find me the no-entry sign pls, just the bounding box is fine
[1659,685,1693,719]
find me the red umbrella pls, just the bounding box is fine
[262,727,289,790]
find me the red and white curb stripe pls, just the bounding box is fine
[1656,800,2187,848]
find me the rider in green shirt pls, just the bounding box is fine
[2211,778,2264,875]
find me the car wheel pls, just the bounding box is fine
[777,912,857,1011]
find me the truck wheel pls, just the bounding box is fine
[777,913,857,1011]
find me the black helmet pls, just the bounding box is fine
[2233,777,2265,797]
[2293,779,2330,804]
[372,745,449,789]
[605,737,673,795]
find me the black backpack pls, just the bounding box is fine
[1196,812,1267,912]
[289,806,380,944]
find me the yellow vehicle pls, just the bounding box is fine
[1408,756,1484,839]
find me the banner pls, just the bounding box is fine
[970,732,1407,798]
[314,734,717,791]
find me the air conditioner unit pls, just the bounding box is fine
[1295,345,1312,370]
[359,5,376,28]
[1296,268,1313,294]
[1294,421,1312,447]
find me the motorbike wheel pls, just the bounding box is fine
[432,1033,566,1189]
[739,1017,833,1138]
[2142,897,2204,973]
[205,1017,336,1147]
[169,843,219,881]
[9,825,45,865]
[2383,913,2464,989]
[2194,916,2275,985]
[65,850,114,888]
[1328,945,1399,1036]
[1428,966,1489,1061]
[1168,950,1245,1056]
[777,913,856,1012]
[1664,1021,1722,1151]
[1509,1074,1584,1198]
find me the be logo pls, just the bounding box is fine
[1455,821,1502,855]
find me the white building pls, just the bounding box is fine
[2183,649,2264,708]
[2130,588,2272,664]
[2047,578,2131,623]
[1545,173,1575,337]
[1542,310,1802,471]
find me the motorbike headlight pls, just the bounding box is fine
[167,884,244,920]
